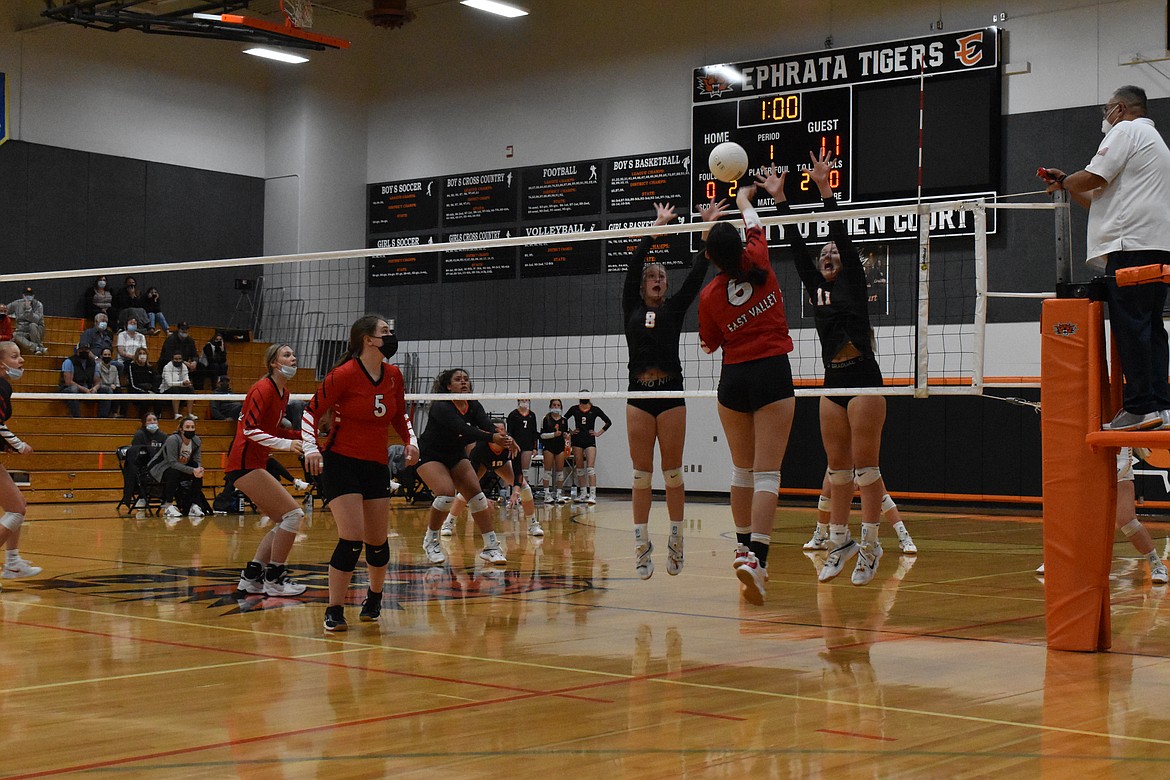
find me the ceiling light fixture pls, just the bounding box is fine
[460,0,528,18]
[243,47,310,64]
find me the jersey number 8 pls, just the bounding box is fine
[644,311,656,329]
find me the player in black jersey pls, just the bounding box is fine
[622,201,717,579]
[417,369,513,566]
[767,151,915,588]
[539,400,571,503]
[440,420,543,540]
[0,342,42,586]
[564,394,611,504]
[506,399,539,511]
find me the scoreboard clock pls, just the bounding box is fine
[692,27,1001,210]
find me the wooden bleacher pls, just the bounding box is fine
[1,315,317,504]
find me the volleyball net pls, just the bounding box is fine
[0,196,1063,407]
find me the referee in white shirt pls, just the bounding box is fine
[1041,85,1170,431]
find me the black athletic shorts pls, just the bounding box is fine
[224,468,260,484]
[627,376,686,417]
[823,355,883,408]
[417,448,471,471]
[717,354,795,413]
[318,450,394,502]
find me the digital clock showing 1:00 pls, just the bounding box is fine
[693,84,852,207]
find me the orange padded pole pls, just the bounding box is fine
[1040,298,1115,652]
[1114,263,1167,286]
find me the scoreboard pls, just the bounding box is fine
[692,27,1001,212]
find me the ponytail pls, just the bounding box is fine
[331,314,386,371]
[706,222,766,286]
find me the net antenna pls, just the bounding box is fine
[280,0,313,29]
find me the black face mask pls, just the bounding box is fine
[378,333,398,359]
[78,351,90,360]
[0,313,6,321]
[181,429,194,439]
[102,356,112,364]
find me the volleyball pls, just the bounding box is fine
[708,141,749,183]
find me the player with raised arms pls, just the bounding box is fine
[0,342,42,585]
[229,343,309,598]
[302,315,417,633]
[764,151,915,586]
[697,177,796,605]
[622,200,720,579]
[417,368,513,566]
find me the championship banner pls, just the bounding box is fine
[0,72,8,146]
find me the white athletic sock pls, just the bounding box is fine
[482,530,499,549]
[634,523,648,544]
[669,521,683,538]
[424,528,437,544]
[892,520,910,539]
[445,513,457,524]
[6,549,19,563]
[860,522,880,546]
[829,525,850,545]
[1147,551,1162,567]
[814,522,829,537]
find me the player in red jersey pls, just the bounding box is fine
[228,343,308,598]
[698,182,796,606]
[301,315,418,633]
[0,342,42,587]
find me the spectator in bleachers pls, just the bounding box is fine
[195,332,228,390]
[148,415,213,520]
[160,349,195,420]
[7,286,47,355]
[61,346,108,418]
[116,317,147,368]
[143,286,169,336]
[121,412,168,510]
[84,276,113,319]
[209,375,243,421]
[127,347,161,417]
[96,347,123,418]
[112,276,148,329]
[78,314,115,366]
[0,303,12,343]
[159,322,198,375]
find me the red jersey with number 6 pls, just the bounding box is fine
[697,225,793,364]
[301,359,414,464]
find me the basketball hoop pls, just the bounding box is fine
[280,0,313,29]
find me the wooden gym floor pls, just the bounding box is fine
[3,497,1170,777]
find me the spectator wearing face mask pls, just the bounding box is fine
[160,351,196,420]
[195,332,229,390]
[84,276,113,319]
[143,286,169,336]
[121,412,167,510]
[127,347,161,418]
[0,303,12,343]
[210,375,243,421]
[60,345,104,418]
[95,346,124,418]
[7,287,47,355]
[116,318,148,367]
[159,322,198,375]
[78,314,114,365]
[148,415,213,520]
[112,276,148,330]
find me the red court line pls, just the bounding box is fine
[677,709,747,722]
[816,728,897,742]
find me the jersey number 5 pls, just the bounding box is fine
[373,394,387,417]
[726,279,753,306]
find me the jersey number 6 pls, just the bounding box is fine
[726,279,753,306]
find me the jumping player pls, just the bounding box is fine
[622,201,716,579]
[417,369,512,566]
[564,394,611,503]
[697,182,796,606]
[230,344,309,598]
[302,315,417,633]
[0,342,41,587]
[764,152,914,586]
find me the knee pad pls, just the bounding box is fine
[730,466,753,489]
[753,470,780,495]
[586,467,596,478]
[432,495,456,513]
[855,466,881,487]
[827,468,855,486]
[662,467,684,488]
[467,492,491,513]
[1120,518,1144,538]
[881,494,897,514]
[0,512,24,532]
[365,540,390,567]
[519,484,533,502]
[278,507,305,533]
[329,538,363,573]
[632,469,652,490]
[817,495,831,513]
